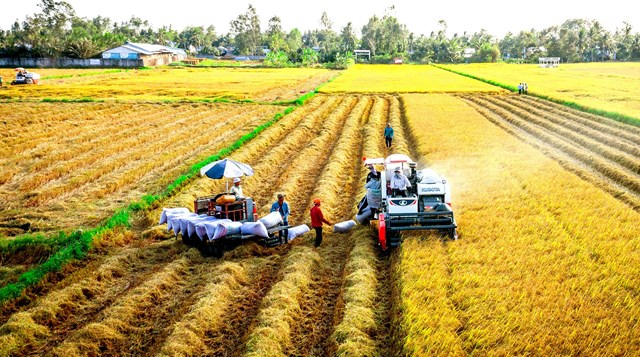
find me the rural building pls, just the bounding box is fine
[102,42,187,66]
[539,57,561,68]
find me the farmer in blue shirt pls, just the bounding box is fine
[270,193,290,241]
[384,123,394,148]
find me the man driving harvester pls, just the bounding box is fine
[390,167,411,197]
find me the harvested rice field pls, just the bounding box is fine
[0,67,334,102]
[440,62,640,120]
[1,64,639,356]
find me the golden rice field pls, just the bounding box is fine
[440,62,640,119]
[319,64,504,93]
[396,93,640,355]
[0,68,122,81]
[0,66,334,102]
[1,64,639,356]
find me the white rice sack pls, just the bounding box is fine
[168,212,198,234]
[333,220,356,233]
[211,224,229,241]
[178,214,207,237]
[259,211,283,229]
[195,222,209,241]
[159,207,190,225]
[196,219,231,241]
[187,216,217,238]
[221,221,242,236]
[241,221,269,238]
[287,224,310,241]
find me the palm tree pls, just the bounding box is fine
[577,27,587,61]
[600,31,614,60]
[588,21,602,61]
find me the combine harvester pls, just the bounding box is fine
[11,68,40,85]
[358,154,458,250]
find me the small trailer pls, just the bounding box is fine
[175,194,290,257]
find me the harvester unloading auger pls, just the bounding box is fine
[357,154,458,250]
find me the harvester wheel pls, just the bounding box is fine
[387,230,401,248]
[26,78,33,84]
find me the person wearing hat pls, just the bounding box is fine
[271,193,290,241]
[390,167,411,197]
[230,177,244,199]
[366,164,381,183]
[310,198,333,247]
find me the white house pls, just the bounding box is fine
[102,42,187,66]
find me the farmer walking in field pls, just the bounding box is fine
[310,198,332,247]
[384,123,394,148]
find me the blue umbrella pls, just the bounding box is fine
[200,158,254,179]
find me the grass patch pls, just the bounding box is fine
[42,69,124,80]
[40,97,102,103]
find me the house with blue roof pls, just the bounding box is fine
[102,42,187,66]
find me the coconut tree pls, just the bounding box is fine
[588,20,602,61]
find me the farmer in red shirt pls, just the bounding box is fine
[310,198,332,247]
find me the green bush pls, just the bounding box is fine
[301,48,319,67]
[326,52,355,69]
[264,51,291,68]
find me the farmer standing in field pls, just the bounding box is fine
[271,193,290,241]
[384,123,394,148]
[310,198,332,247]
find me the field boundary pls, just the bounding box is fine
[432,64,640,128]
[0,83,329,305]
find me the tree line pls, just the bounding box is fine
[1,0,639,64]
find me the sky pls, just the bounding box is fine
[2,0,638,39]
